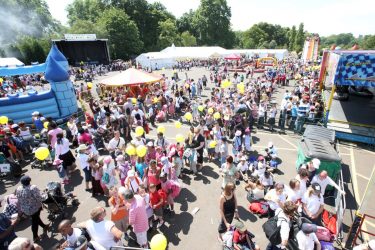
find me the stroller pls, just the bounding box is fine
[42,181,79,220]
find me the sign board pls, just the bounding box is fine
[64,34,97,41]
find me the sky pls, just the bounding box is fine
[46,0,375,37]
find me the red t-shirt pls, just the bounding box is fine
[149,190,162,209]
[233,229,248,244]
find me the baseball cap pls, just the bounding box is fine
[311,183,321,193]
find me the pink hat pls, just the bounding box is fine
[245,127,250,133]
[104,156,112,165]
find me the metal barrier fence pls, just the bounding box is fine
[335,169,346,243]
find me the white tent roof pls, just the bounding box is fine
[0,57,24,67]
[161,46,228,59]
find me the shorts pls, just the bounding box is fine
[83,167,91,182]
[135,231,148,246]
[114,216,129,232]
[153,207,163,217]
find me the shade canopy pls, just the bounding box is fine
[224,54,241,60]
[101,68,163,87]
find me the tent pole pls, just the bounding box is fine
[325,84,336,126]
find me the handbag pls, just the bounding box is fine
[101,172,110,184]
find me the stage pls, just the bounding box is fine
[325,89,375,144]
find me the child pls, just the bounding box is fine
[205,132,215,162]
[53,159,69,184]
[220,137,229,166]
[243,127,252,152]
[77,144,91,191]
[236,156,249,180]
[149,183,164,228]
[232,130,242,162]
[160,172,181,213]
[88,157,104,197]
[232,220,260,250]
[160,156,172,179]
[138,184,153,220]
[135,157,147,179]
[116,155,130,186]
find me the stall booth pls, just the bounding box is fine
[99,68,163,99]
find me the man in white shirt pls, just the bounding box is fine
[107,131,125,159]
[58,219,84,249]
[131,106,145,125]
[78,206,123,249]
[311,171,345,196]
[296,223,321,250]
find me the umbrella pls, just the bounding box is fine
[224,54,241,60]
[101,68,163,87]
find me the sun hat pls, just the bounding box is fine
[240,156,247,161]
[103,156,112,165]
[312,158,320,169]
[32,111,39,116]
[147,141,154,147]
[78,144,89,152]
[311,183,321,193]
[235,130,242,136]
[232,220,247,232]
[115,154,125,163]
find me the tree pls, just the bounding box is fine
[180,31,197,46]
[176,10,197,37]
[66,0,105,26]
[16,36,49,64]
[98,8,143,59]
[157,19,181,49]
[242,25,268,48]
[68,19,107,38]
[294,23,305,52]
[288,26,297,51]
[362,35,375,49]
[194,0,235,48]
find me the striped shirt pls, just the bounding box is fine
[128,195,149,233]
[297,103,310,117]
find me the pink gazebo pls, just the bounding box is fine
[224,54,241,60]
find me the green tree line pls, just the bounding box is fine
[1,0,375,63]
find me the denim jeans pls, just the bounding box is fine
[295,116,305,133]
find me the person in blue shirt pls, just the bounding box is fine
[295,99,309,134]
[290,102,299,130]
[31,111,45,132]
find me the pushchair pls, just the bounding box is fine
[42,181,79,220]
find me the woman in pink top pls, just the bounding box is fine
[123,190,149,248]
[48,122,63,149]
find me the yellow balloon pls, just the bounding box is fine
[135,126,144,136]
[198,105,204,112]
[208,108,214,114]
[150,234,168,250]
[213,112,221,120]
[43,121,49,129]
[136,145,147,157]
[87,82,93,88]
[157,126,166,134]
[153,97,159,104]
[132,98,137,104]
[221,80,232,88]
[184,112,192,121]
[175,121,182,129]
[162,67,165,71]
[0,116,8,125]
[209,141,217,148]
[35,147,50,161]
[126,145,136,156]
[176,134,185,143]
[0,78,3,83]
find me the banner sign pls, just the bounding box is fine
[64,34,97,41]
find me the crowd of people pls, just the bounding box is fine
[0,57,367,250]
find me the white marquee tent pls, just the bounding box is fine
[136,45,289,69]
[0,57,24,67]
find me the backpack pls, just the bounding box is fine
[322,210,337,235]
[316,226,334,242]
[101,172,110,184]
[262,213,287,245]
[249,201,269,215]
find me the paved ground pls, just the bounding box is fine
[1,67,374,249]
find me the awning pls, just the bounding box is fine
[334,53,375,87]
[224,54,241,60]
[101,68,163,87]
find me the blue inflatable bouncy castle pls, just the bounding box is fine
[0,45,78,123]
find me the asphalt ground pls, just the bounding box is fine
[1,67,374,249]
